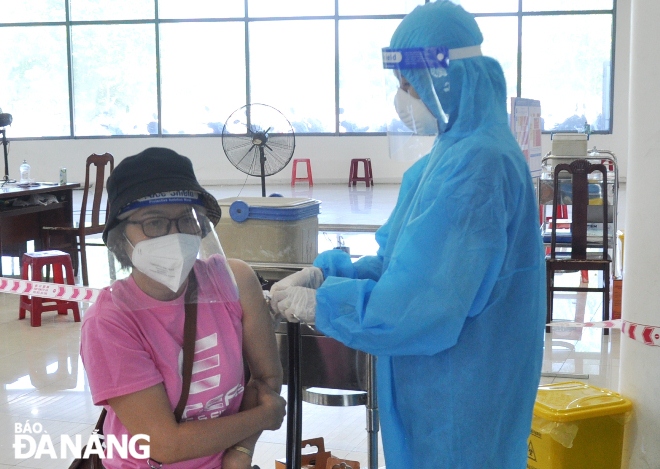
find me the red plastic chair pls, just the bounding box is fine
[291,159,313,186]
[348,158,373,187]
[19,250,81,327]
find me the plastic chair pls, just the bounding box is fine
[291,158,313,186]
[19,250,80,327]
[42,153,114,286]
[546,159,611,334]
[348,158,373,187]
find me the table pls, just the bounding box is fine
[0,183,80,277]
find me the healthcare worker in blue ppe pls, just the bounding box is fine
[270,2,545,468]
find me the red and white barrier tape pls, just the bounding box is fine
[550,318,660,347]
[0,277,100,303]
[2,276,660,347]
[551,319,621,329]
[621,321,660,347]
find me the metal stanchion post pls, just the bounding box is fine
[286,322,302,469]
[366,354,379,469]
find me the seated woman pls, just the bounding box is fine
[81,147,285,469]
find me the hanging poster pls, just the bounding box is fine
[510,97,542,177]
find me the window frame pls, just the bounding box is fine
[0,0,616,139]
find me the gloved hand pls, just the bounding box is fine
[270,286,317,324]
[270,266,324,294]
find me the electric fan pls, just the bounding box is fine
[222,103,296,197]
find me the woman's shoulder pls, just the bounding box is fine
[227,258,265,299]
[226,257,254,282]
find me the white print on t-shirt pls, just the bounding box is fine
[179,333,244,421]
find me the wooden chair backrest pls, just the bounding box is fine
[550,159,608,260]
[79,153,114,229]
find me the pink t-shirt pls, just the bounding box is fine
[81,255,244,469]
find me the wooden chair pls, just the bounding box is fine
[546,159,611,334]
[42,153,114,286]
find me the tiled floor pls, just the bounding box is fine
[0,182,621,468]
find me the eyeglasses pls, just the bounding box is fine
[126,214,205,238]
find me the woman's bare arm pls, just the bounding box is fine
[223,259,284,467]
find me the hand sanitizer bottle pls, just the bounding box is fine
[19,160,31,184]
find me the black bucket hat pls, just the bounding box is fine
[102,147,222,243]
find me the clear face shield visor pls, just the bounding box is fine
[105,204,238,310]
[382,45,481,161]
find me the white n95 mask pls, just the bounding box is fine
[129,233,201,292]
[393,88,439,135]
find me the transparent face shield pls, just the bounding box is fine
[105,204,238,310]
[382,45,481,161]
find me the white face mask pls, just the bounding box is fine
[129,233,201,292]
[393,87,439,135]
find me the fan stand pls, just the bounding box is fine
[1,129,14,185]
[252,131,270,197]
[258,145,267,197]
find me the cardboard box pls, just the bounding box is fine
[275,438,330,469]
[611,277,622,320]
[325,456,361,469]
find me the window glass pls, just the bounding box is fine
[339,0,425,16]
[69,0,154,21]
[454,0,519,14]
[71,24,157,136]
[249,0,333,17]
[339,19,400,133]
[158,0,244,19]
[0,26,70,137]
[523,0,613,12]
[0,0,65,23]
[475,16,518,101]
[521,15,612,132]
[249,20,335,133]
[160,22,246,135]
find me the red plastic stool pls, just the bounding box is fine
[19,250,81,327]
[291,158,313,186]
[348,158,373,187]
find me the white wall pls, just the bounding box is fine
[5,0,631,186]
[7,135,419,187]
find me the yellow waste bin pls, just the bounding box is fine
[527,381,632,469]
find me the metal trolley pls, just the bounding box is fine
[252,262,380,469]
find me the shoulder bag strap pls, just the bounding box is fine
[174,270,198,423]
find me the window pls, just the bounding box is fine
[159,22,246,135]
[459,0,615,132]
[0,0,615,138]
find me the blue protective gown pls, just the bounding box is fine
[312,3,545,468]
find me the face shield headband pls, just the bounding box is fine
[381,45,482,161]
[382,45,482,71]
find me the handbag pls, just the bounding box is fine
[69,272,199,469]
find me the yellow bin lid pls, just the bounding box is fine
[534,381,633,423]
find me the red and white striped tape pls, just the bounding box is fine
[550,318,660,347]
[2,276,660,347]
[621,320,660,347]
[551,319,621,329]
[0,277,100,303]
